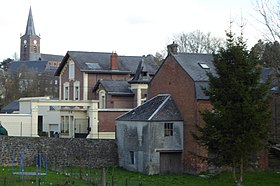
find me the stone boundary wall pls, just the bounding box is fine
[0,136,118,169]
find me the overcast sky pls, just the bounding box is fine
[0,0,264,61]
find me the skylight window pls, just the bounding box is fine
[86,63,101,69]
[198,63,210,69]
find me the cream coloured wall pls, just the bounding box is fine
[0,114,32,136]
[130,84,148,106]
[18,98,99,138]
[1,96,118,139]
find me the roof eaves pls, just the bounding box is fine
[54,52,69,76]
[108,92,134,96]
[92,80,101,92]
[81,70,131,74]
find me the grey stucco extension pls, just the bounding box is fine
[116,120,183,175]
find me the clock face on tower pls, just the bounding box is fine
[33,40,37,45]
[24,40,27,44]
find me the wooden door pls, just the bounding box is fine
[160,152,182,174]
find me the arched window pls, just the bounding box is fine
[99,90,106,109]
[69,60,75,80]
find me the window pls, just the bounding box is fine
[61,116,73,135]
[69,60,75,80]
[86,63,101,69]
[129,151,135,165]
[61,116,69,134]
[198,63,210,69]
[164,123,173,136]
[74,86,79,100]
[64,83,69,100]
[99,90,106,109]
[74,81,80,100]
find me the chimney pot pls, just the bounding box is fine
[167,41,178,54]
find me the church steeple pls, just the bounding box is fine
[20,6,41,61]
[25,6,36,36]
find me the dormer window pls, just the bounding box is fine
[142,71,148,77]
[198,63,210,69]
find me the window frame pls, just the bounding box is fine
[164,122,173,136]
[129,151,135,165]
[64,82,69,100]
[74,81,80,101]
[69,60,75,80]
[99,90,106,109]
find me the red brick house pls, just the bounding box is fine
[145,43,271,174]
[115,43,215,174]
[147,43,216,174]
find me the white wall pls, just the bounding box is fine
[0,114,32,136]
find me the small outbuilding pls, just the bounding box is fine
[116,94,183,175]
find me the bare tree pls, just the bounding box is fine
[172,30,225,54]
[254,0,280,41]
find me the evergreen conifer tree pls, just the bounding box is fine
[194,31,271,186]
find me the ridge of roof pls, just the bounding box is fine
[115,94,165,121]
[148,94,170,120]
[55,51,159,76]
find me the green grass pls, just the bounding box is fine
[0,166,279,185]
[101,168,280,186]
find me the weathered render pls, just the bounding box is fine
[116,94,183,175]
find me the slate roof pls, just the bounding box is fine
[195,81,209,100]
[93,80,133,95]
[55,51,159,76]
[128,59,151,84]
[24,6,37,36]
[8,61,49,74]
[261,67,272,81]
[0,100,19,113]
[40,54,64,62]
[117,94,182,121]
[260,67,280,94]
[173,53,215,81]
[174,54,279,98]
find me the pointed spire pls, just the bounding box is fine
[24,6,36,36]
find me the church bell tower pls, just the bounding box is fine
[20,6,41,61]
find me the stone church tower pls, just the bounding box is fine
[20,6,41,61]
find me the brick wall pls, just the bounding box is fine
[0,136,118,169]
[148,55,269,173]
[148,56,210,174]
[98,111,127,132]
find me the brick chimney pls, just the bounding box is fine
[111,51,118,70]
[167,41,178,54]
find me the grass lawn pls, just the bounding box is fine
[0,166,279,185]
